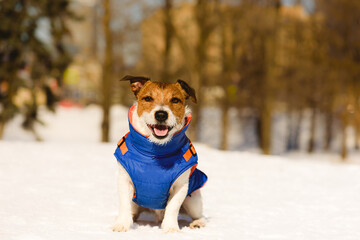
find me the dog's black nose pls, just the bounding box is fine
[155,111,168,122]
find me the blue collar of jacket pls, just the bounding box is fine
[127,105,191,157]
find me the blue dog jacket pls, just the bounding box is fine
[114,105,207,209]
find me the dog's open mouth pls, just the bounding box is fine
[148,124,173,139]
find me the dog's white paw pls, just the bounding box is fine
[112,216,133,232]
[189,218,206,229]
[161,221,180,233]
[162,225,180,233]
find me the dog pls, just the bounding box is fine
[112,75,207,233]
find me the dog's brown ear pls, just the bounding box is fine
[176,79,197,103]
[120,75,150,96]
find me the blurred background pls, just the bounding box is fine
[0,0,359,160]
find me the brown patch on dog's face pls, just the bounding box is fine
[136,82,187,123]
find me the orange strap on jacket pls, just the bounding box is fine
[183,142,197,162]
[189,164,198,177]
[117,132,129,155]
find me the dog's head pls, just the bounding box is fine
[121,75,197,145]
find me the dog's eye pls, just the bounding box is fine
[143,96,153,102]
[171,98,181,104]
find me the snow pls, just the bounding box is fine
[2,105,129,143]
[1,105,360,240]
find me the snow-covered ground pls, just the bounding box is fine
[1,105,360,240]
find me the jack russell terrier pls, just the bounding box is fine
[112,75,207,233]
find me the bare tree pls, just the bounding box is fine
[236,0,281,155]
[160,0,174,83]
[189,0,219,141]
[101,0,113,142]
[219,5,240,150]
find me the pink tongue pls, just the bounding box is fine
[154,127,168,136]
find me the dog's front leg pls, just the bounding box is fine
[112,165,135,232]
[161,169,190,233]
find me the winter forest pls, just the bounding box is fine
[1,0,360,239]
[1,0,360,158]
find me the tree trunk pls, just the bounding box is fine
[0,121,5,139]
[307,107,317,153]
[355,122,360,150]
[255,114,262,149]
[355,101,360,150]
[323,111,333,151]
[101,0,113,142]
[286,108,294,151]
[261,42,274,155]
[220,103,229,151]
[259,2,281,155]
[260,104,272,155]
[161,0,173,83]
[219,5,233,151]
[341,113,348,160]
[293,110,303,150]
[189,0,210,141]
